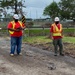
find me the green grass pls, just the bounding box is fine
[24,28,49,35]
[63,37,75,43]
[24,28,75,36]
[23,28,75,44]
[23,36,75,44]
[63,28,75,34]
[23,36,51,44]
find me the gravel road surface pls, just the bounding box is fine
[0,37,75,75]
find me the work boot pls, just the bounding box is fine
[54,54,57,56]
[60,53,64,56]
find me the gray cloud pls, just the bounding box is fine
[24,0,60,19]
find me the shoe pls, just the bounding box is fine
[10,54,14,56]
[19,53,22,55]
[60,53,64,56]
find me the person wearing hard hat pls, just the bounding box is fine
[7,14,26,56]
[50,17,64,56]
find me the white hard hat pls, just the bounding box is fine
[54,17,59,21]
[13,14,19,19]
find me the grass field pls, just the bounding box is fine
[0,27,75,37]
[23,36,75,44]
[23,36,51,44]
[24,28,75,36]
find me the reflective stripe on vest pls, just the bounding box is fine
[53,33,62,36]
[52,23,62,36]
[9,21,22,34]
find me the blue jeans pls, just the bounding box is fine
[10,36,22,54]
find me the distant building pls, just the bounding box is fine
[34,18,51,22]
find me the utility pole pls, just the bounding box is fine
[30,10,31,18]
[36,10,38,19]
[14,0,18,14]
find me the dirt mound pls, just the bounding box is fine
[27,42,75,58]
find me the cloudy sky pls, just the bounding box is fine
[24,0,60,19]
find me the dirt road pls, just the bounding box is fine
[0,37,75,75]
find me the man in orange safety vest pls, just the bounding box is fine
[7,14,26,56]
[50,17,64,56]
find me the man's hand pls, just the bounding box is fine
[51,36,53,40]
[62,35,64,38]
[50,33,53,40]
[15,29,21,32]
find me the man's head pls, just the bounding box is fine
[13,14,19,22]
[54,17,59,24]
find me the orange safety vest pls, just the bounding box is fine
[9,21,22,34]
[52,23,62,36]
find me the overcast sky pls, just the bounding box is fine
[24,0,60,19]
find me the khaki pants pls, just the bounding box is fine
[53,38,63,55]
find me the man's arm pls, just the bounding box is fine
[21,26,26,30]
[8,28,20,32]
[61,24,64,38]
[50,25,53,40]
[50,32,53,40]
[21,23,26,30]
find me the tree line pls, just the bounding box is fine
[43,0,75,21]
[0,0,75,21]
